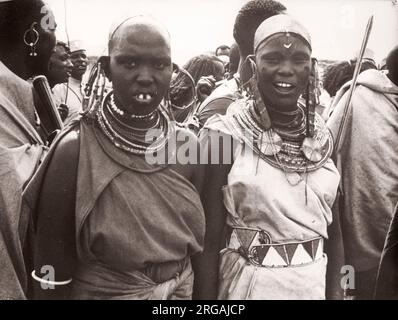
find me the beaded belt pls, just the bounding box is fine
[228,227,324,268]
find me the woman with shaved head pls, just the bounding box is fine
[26,16,205,300]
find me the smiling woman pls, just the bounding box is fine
[255,33,311,115]
[195,14,340,300]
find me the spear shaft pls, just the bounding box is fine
[335,15,374,153]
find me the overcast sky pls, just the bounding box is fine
[46,0,398,65]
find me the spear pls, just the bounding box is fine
[334,15,374,153]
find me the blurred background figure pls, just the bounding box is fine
[46,41,73,121]
[53,40,88,125]
[379,58,388,72]
[353,48,377,69]
[46,41,73,89]
[225,42,240,80]
[169,54,224,123]
[215,44,230,67]
[328,44,398,299]
[322,57,377,118]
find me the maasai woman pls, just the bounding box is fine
[26,16,205,300]
[194,14,340,300]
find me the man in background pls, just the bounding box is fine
[53,40,88,125]
[328,44,398,299]
[46,41,73,89]
[215,44,230,67]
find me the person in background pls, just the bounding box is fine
[225,42,240,80]
[53,40,88,125]
[0,0,56,299]
[169,54,224,123]
[327,44,398,300]
[215,44,230,67]
[46,41,73,89]
[379,58,388,72]
[322,58,377,118]
[354,48,377,69]
[46,41,73,121]
[375,203,398,299]
[194,0,286,130]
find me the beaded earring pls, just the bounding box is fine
[302,58,328,163]
[23,22,40,57]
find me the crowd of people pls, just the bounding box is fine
[0,0,397,300]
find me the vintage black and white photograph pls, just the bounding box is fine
[0,0,397,303]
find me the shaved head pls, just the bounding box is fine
[106,15,173,115]
[108,16,170,55]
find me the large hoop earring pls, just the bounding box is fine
[23,22,40,57]
[168,63,197,111]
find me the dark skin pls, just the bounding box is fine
[194,33,312,300]
[70,50,88,81]
[192,130,232,300]
[47,44,73,88]
[105,17,204,192]
[255,33,311,124]
[196,61,225,102]
[386,45,398,86]
[0,1,56,80]
[35,18,205,299]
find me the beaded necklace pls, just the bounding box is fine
[111,94,158,120]
[229,98,333,174]
[95,91,174,156]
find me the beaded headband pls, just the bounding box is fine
[254,14,312,53]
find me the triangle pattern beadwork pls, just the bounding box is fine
[262,246,289,267]
[314,239,323,260]
[255,246,271,263]
[302,240,315,260]
[290,244,313,265]
[285,243,298,264]
[236,229,258,249]
[273,245,290,265]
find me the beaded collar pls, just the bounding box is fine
[95,91,174,156]
[226,98,333,173]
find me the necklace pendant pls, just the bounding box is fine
[257,131,282,155]
[285,172,302,186]
[302,128,328,162]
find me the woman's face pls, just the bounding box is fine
[255,33,311,110]
[109,24,172,115]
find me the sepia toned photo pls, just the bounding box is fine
[0,0,397,303]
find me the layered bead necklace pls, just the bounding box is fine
[229,98,333,178]
[96,91,174,156]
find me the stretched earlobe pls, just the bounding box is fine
[246,54,257,76]
[172,62,180,73]
[99,56,111,80]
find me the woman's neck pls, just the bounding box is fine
[267,103,301,129]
